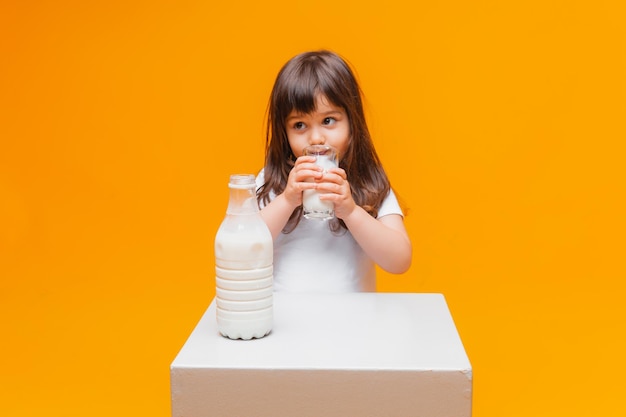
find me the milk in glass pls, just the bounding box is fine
[303,145,338,220]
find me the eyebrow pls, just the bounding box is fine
[286,109,343,122]
[320,110,343,117]
[286,113,304,123]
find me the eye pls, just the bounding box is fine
[322,117,336,126]
[293,121,306,130]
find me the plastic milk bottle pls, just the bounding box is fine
[214,174,273,339]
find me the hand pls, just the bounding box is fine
[315,167,357,219]
[282,156,323,208]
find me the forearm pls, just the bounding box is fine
[259,193,297,240]
[342,207,412,274]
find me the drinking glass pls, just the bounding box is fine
[302,145,338,220]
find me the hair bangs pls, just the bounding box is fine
[278,59,349,117]
[317,76,348,111]
[276,65,317,117]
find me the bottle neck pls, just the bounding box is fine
[227,186,258,215]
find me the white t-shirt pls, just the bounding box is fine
[256,169,403,293]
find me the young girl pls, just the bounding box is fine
[256,50,411,293]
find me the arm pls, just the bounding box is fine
[342,209,412,274]
[259,156,321,240]
[259,192,297,239]
[317,168,412,274]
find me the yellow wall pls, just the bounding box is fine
[1,1,625,416]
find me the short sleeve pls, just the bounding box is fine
[377,188,404,218]
[255,168,265,191]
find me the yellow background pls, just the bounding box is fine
[1,1,625,416]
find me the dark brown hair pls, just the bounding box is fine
[258,50,391,233]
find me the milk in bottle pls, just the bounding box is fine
[214,174,273,339]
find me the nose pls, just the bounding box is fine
[309,127,325,145]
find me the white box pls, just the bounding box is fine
[171,292,472,417]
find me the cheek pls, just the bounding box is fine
[286,137,303,158]
[336,129,351,156]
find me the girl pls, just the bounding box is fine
[256,50,411,292]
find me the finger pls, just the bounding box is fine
[319,171,346,185]
[325,167,347,180]
[296,165,324,182]
[315,181,345,195]
[294,156,318,165]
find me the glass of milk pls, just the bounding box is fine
[302,145,338,220]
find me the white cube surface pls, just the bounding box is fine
[171,292,472,417]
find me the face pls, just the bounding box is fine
[285,94,350,159]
